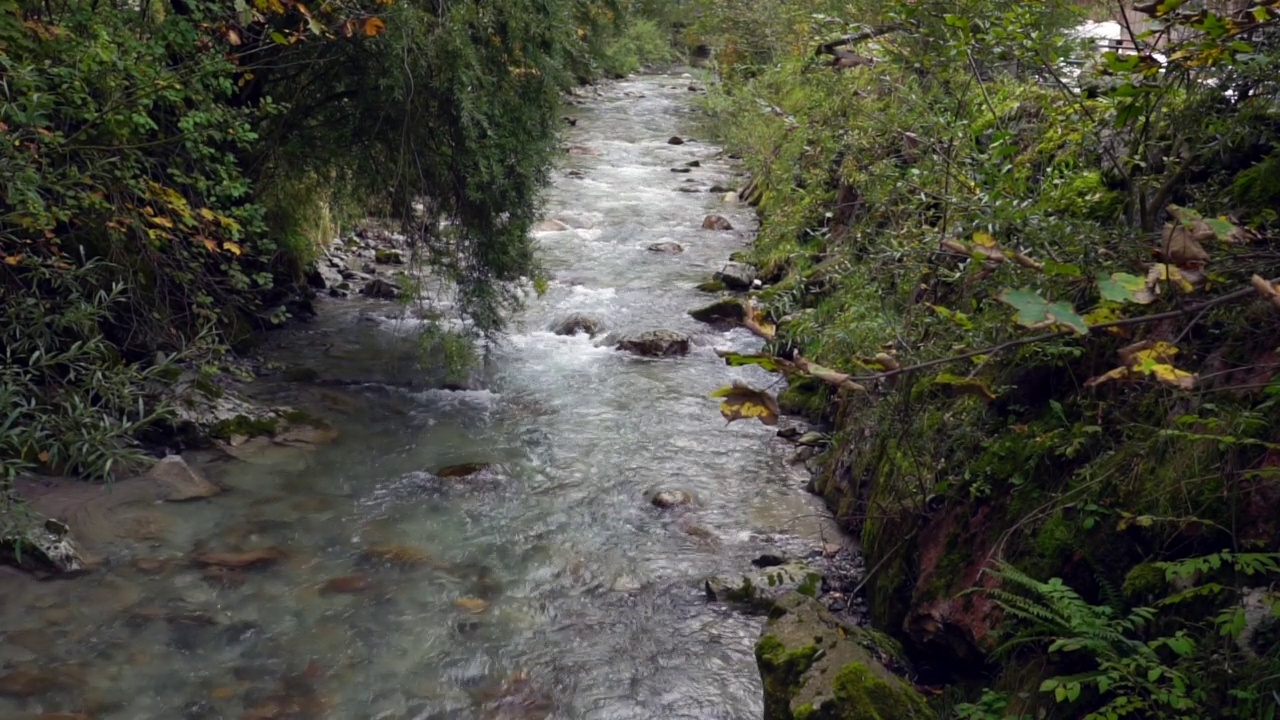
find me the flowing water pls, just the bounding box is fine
[0,74,837,720]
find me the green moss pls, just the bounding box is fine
[797,572,822,598]
[1035,513,1076,566]
[794,703,816,720]
[1232,153,1280,212]
[1122,562,1168,602]
[757,634,820,719]
[210,414,279,440]
[811,661,930,719]
[778,380,831,423]
[696,280,727,293]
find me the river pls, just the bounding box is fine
[0,73,836,720]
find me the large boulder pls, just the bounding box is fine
[714,262,758,290]
[757,592,931,720]
[615,330,690,358]
[706,561,822,610]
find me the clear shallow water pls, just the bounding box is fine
[0,74,833,720]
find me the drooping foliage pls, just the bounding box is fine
[692,0,1280,716]
[0,0,680,484]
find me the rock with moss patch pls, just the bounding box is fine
[706,562,823,610]
[757,592,930,720]
[689,298,745,325]
[552,314,603,337]
[374,248,404,265]
[615,330,690,358]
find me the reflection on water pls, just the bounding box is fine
[0,73,833,719]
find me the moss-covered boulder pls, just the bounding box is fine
[757,592,931,720]
[706,562,822,610]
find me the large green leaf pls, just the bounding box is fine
[716,351,781,373]
[998,288,1088,334]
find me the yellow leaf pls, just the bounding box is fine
[197,207,217,222]
[38,450,50,463]
[710,382,780,426]
[222,241,243,256]
[972,231,998,248]
[199,236,219,252]
[147,215,174,229]
[3,255,22,266]
[1143,362,1196,390]
[227,28,242,46]
[363,17,386,37]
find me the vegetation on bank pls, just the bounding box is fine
[0,0,677,491]
[691,0,1280,717]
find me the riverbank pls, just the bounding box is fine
[691,2,1280,718]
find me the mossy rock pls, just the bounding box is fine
[1122,562,1168,602]
[696,279,728,293]
[757,592,930,720]
[689,297,745,325]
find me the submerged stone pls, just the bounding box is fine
[647,241,684,254]
[650,489,694,509]
[145,455,223,502]
[193,547,285,569]
[435,463,492,479]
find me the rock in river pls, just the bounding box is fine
[667,136,686,145]
[706,561,822,610]
[144,455,223,502]
[360,277,401,300]
[650,489,694,509]
[713,261,758,291]
[756,592,930,720]
[552,313,602,337]
[615,330,690,358]
[701,214,734,231]
[689,297,745,325]
[647,241,684,254]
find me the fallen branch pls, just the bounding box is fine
[814,24,903,57]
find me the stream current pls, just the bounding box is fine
[0,73,835,720]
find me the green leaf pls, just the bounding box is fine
[270,31,288,45]
[1097,272,1151,304]
[717,352,780,372]
[1043,260,1082,278]
[1203,217,1237,239]
[998,288,1088,334]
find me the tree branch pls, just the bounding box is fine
[815,24,903,57]
[843,277,1279,383]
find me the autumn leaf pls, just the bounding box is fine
[197,207,217,222]
[147,215,175,229]
[710,382,780,426]
[1251,275,1280,312]
[998,288,1088,334]
[38,450,50,463]
[1086,340,1196,390]
[222,241,243,255]
[363,17,386,37]
[1146,263,1199,293]
[3,255,22,266]
[794,355,867,392]
[227,28,242,46]
[198,236,219,252]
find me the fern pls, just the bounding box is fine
[984,562,1205,720]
